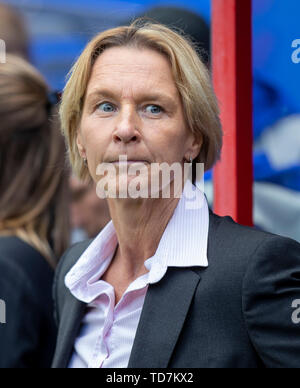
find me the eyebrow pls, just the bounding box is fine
[86,89,178,109]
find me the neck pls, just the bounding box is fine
[107,185,182,279]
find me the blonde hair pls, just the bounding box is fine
[0,55,70,267]
[60,20,222,180]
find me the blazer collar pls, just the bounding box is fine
[127,267,201,368]
[127,211,223,368]
[52,295,86,368]
[52,267,201,369]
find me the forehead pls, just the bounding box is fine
[86,46,178,98]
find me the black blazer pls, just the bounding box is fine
[0,236,57,368]
[52,212,300,368]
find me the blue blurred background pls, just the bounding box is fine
[1,0,300,241]
[2,0,298,111]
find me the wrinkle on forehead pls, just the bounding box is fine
[95,62,154,75]
[86,47,178,100]
[93,46,171,74]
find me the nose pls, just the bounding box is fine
[113,106,140,144]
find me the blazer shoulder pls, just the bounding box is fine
[209,210,297,255]
[240,230,300,367]
[0,236,51,272]
[0,237,54,305]
[207,211,300,280]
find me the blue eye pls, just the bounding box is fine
[97,102,115,113]
[145,105,162,115]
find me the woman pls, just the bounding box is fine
[0,55,70,368]
[52,22,300,368]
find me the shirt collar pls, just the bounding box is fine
[150,180,209,269]
[65,181,209,302]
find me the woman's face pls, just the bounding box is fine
[77,46,201,197]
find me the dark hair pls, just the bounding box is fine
[124,6,210,65]
[0,4,30,59]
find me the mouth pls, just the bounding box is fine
[108,159,150,164]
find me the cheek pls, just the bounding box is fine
[81,118,107,159]
[152,119,187,160]
[80,119,109,182]
[172,119,191,149]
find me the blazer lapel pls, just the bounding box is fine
[128,267,201,368]
[52,295,86,368]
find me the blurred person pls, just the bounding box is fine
[51,22,300,368]
[70,175,110,243]
[125,6,210,65]
[0,55,70,368]
[252,78,300,242]
[0,3,30,59]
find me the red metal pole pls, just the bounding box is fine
[212,0,253,226]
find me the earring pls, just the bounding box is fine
[83,158,87,166]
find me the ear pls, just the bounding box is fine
[76,128,86,159]
[185,133,203,161]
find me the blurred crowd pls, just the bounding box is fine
[0,1,299,368]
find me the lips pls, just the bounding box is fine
[112,160,149,163]
[108,159,150,164]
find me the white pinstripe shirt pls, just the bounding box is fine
[65,182,209,368]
